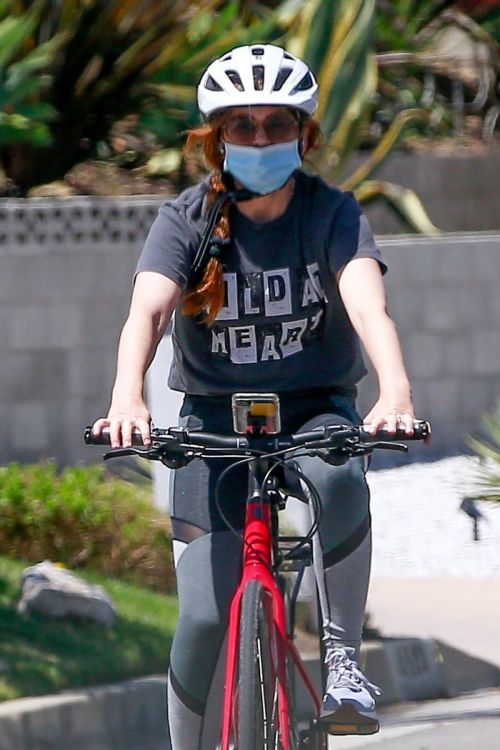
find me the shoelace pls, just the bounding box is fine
[325,648,381,696]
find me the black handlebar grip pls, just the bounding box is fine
[359,420,431,442]
[84,426,107,445]
[84,427,146,446]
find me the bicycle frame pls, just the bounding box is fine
[220,457,322,750]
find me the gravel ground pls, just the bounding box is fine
[368,455,500,579]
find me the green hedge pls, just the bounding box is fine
[0,462,175,593]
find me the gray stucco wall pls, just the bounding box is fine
[348,148,500,235]
[0,197,498,466]
[0,198,160,466]
[357,232,500,465]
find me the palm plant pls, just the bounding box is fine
[0,0,278,190]
[277,0,440,233]
[0,0,496,212]
[276,0,499,232]
[467,401,500,503]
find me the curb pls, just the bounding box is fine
[0,676,168,750]
[363,637,447,704]
[1,639,499,750]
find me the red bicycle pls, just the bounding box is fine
[86,394,430,749]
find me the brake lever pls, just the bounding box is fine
[103,447,161,461]
[360,441,408,452]
[103,444,196,470]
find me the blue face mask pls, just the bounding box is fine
[222,139,302,195]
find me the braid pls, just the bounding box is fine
[181,172,230,325]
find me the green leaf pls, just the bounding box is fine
[0,0,47,70]
[14,101,57,121]
[145,147,182,176]
[316,0,375,133]
[325,57,378,179]
[466,401,500,503]
[187,9,214,44]
[353,179,440,234]
[142,82,195,104]
[1,74,51,102]
[0,0,12,18]
[218,0,240,26]
[0,115,53,146]
[340,108,430,190]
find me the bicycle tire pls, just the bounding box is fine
[237,578,295,750]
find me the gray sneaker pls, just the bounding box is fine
[320,646,381,735]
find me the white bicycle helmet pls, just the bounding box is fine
[197,44,319,120]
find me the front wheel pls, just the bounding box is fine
[237,579,296,750]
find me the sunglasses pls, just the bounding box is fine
[222,111,301,145]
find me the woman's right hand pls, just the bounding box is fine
[92,399,152,448]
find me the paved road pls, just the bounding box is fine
[330,689,500,749]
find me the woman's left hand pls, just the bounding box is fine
[364,398,416,436]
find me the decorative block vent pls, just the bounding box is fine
[0,197,164,249]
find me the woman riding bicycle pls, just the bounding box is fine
[93,44,418,748]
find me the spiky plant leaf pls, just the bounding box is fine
[0,112,52,144]
[467,404,500,503]
[353,179,440,234]
[340,108,431,190]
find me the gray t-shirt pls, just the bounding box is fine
[136,171,387,395]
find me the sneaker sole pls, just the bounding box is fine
[318,704,380,736]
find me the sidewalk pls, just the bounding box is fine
[367,577,500,669]
[362,576,500,702]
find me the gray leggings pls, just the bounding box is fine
[167,391,371,749]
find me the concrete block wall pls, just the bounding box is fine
[0,197,160,465]
[358,232,500,465]
[0,196,498,466]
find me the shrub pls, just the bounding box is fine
[0,461,175,593]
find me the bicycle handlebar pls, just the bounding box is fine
[84,420,430,467]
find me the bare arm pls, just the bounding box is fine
[93,271,182,447]
[338,257,416,434]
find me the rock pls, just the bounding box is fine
[17,560,116,627]
[64,160,177,196]
[27,181,79,198]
